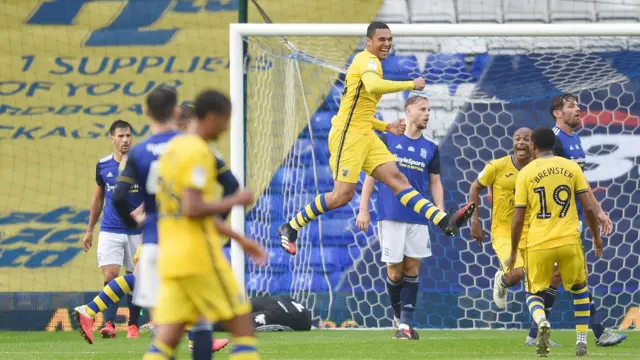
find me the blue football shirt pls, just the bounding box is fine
[95,154,143,235]
[553,125,587,216]
[119,130,181,244]
[377,133,440,225]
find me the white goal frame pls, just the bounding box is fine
[228,22,640,290]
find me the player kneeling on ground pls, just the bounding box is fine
[508,127,604,357]
[357,95,442,340]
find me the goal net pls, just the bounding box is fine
[232,24,640,329]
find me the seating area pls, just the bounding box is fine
[377,0,640,24]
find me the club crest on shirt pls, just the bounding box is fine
[420,148,427,158]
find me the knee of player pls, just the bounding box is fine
[331,188,354,207]
[570,282,588,291]
[511,268,525,283]
[402,258,421,277]
[102,271,119,282]
[386,264,403,282]
[389,171,410,192]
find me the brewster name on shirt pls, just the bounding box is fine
[395,155,426,172]
[533,166,574,184]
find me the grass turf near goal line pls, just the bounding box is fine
[0,330,635,360]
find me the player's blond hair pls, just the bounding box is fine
[404,95,429,110]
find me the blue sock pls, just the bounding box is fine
[589,294,604,339]
[191,322,213,360]
[528,286,556,338]
[386,276,402,320]
[399,275,419,327]
[103,281,118,324]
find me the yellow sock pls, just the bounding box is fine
[142,340,175,360]
[229,336,259,360]
[396,188,447,224]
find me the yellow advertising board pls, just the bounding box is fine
[0,0,381,292]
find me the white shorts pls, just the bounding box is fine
[378,220,432,264]
[133,243,159,308]
[97,232,142,272]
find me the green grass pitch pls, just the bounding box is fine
[0,330,636,360]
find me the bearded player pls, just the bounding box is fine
[509,127,604,357]
[525,94,625,347]
[80,119,143,339]
[278,22,475,255]
[72,102,234,355]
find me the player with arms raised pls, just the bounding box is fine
[525,94,625,347]
[356,95,443,340]
[80,119,143,340]
[468,129,540,308]
[144,89,263,360]
[509,127,603,357]
[278,22,475,255]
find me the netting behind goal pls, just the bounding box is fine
[242,33,640,329]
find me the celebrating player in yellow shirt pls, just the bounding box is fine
[469,128,533,310]
[143,90,261,360]
[279,21,476,255]
[509,127,603,357]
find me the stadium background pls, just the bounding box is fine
[1,0,639,332]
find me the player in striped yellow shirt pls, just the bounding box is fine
[509,127,603,357]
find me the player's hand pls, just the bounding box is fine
[131,206,146,227]
[244,240,268,266]
[506,252,517,273]
[413,77,426,91]
[233,190,254,206]
[385,118,406,136]
[355,210,371,232]
[470,218,486,245]
[82,231,93,252]
[593,236,604,257]
[597,210,613,236]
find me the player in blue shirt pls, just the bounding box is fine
[525,93,624,347]
[80,119,143,340]
[356,95,443,340]
[72,100,240,355]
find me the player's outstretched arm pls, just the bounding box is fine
[361,72,423,95]
[577,191,603,257]
[468,179,487,244]
[181,188,253,218]
[356,175,376,231]
[213,217,266,266]
[113,155,140,229]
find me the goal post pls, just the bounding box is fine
[229,23,640,328]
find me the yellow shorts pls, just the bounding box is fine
[328,127,396,183]
[525,242,586,294]
[154,270,251,325]
[492,230,526,273]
